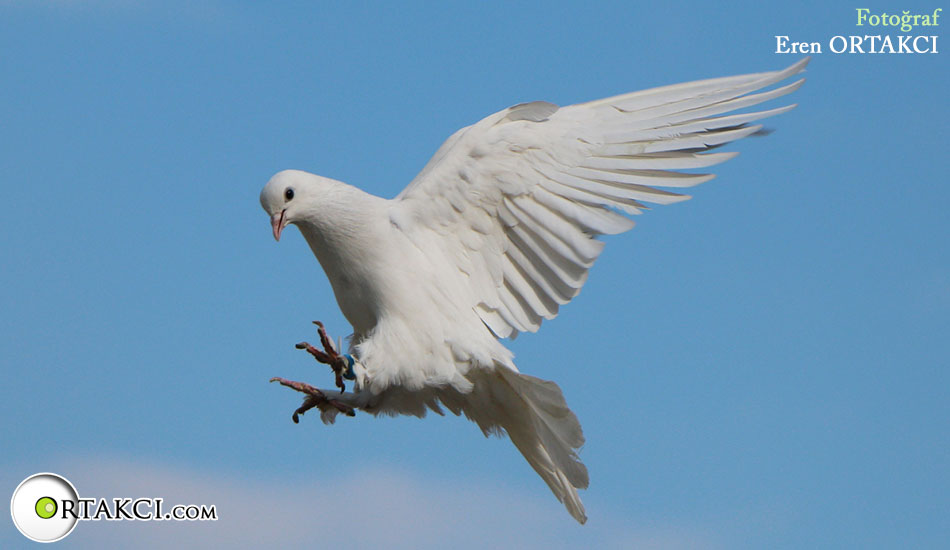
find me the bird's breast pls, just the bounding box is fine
[298,219,406,336]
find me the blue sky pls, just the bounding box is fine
[1,1,947,548]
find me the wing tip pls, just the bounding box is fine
[790,56,811,73]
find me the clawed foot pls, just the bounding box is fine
[270,377,356,423]
[271,321,358,424]
[295,321,349,392]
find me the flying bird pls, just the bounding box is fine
[260,58,808,524]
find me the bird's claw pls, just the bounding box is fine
[270,377,355,423]
[270,321,355,422]
[295,320,348,392]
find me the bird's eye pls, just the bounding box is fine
[284,188,294,201]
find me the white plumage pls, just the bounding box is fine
[260,58,808,523]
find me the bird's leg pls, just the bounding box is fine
[269,377,356,423]
[295,320,348,392]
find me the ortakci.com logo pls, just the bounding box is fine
[11,471,218,543]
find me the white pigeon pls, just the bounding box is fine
[260,58,808,524]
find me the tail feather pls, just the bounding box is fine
[497,369,589,489]
[451,366,589,524]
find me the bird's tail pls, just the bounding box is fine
[448,366,589,524]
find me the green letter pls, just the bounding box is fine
[857,8,869,26]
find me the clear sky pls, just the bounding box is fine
[1,1,947,548]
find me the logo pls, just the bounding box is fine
[11,472,218,543]
[10,473,80,543]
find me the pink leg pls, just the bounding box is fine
[270,377,355,423]
[271,321,356,423]
[295,321,349,392]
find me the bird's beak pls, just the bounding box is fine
[271,210,287,241]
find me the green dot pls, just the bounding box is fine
[35,497,57,519]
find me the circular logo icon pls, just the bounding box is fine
[35,496,58,519]
[10,473,79,542]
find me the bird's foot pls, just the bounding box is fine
[269,377,356,423]
[295,320,350,392]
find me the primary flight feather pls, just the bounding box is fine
[260,58,809,524]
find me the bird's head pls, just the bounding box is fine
[260,169,342,241]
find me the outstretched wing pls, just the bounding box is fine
[391,59,808,339]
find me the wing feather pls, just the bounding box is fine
[392,59,808,337]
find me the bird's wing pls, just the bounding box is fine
[391,59,808,339]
